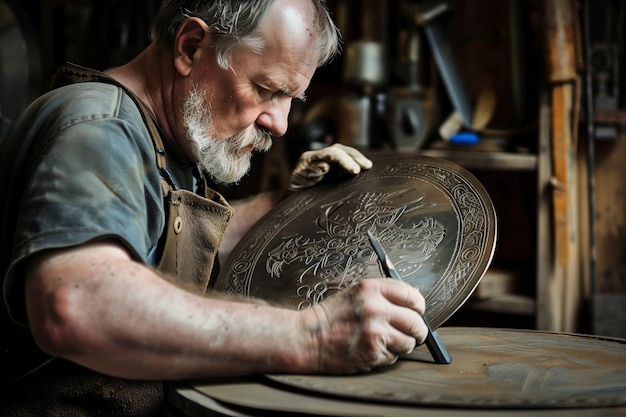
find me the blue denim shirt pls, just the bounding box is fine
[0,81,191,326]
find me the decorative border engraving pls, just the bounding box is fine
[219,157,495,327]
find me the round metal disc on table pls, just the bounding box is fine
[215,155,497,328]
[168,328,626,416]
[267,328,626,408]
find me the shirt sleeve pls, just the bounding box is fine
[4,85,164,325]
[15,118,155,257]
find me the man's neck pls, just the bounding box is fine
[107,45,193,163]
[107,45,162,119]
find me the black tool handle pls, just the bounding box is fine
[422,317,452,364]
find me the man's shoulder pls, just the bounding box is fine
[9,80,150,155]
[37,81,141,123]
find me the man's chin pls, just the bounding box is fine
[199,161,252,186]
[240,142,271,155]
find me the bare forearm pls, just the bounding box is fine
[26,240,428,380]
[25,242,314,380]
[78,278,309,379]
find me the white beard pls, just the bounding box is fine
[183,85,272,185]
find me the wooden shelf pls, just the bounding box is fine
[365,147,538,172]
[467,295,535,316]
[418,149,537,172]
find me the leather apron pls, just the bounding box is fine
[51,63,234,291]
[0,63,233,416]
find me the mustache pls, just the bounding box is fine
[237,126,273,153]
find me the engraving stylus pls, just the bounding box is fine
[367,230,451,364]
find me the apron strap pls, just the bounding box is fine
[50,63,172,195]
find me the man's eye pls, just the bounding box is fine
[256,86,274,98]
[256,85,293,102]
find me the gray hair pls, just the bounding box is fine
[150,0,341,69]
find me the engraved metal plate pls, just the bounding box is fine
[215,155,497,328]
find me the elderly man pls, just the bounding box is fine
[0,0,428,415]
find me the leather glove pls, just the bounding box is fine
[287,143,373,194]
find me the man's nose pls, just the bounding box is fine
[256,97,292,137]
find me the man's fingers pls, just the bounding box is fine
[288,144,373,194]
[302,160,330,178]
[307,143,373,174]
[334,143,373,170]
[377,279,425,315]
[385,327,418,355]
[387,304,428,347]
[330,143,373,170]
[377,279,428,347]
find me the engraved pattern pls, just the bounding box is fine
[265,191,445,309]
[382,161,493,320]
[217,156,496,327]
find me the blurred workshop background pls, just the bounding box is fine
[1,0,625,337]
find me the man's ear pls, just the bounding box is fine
[174,17,212,77]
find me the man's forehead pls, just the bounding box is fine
[260,0,319,57]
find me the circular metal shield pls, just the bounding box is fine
[215,155,497,328]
